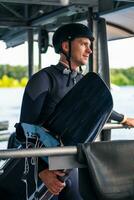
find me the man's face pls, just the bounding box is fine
[70,37,92,67]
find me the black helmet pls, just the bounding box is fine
[52,23,94,53]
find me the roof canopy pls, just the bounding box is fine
[0,0,134,47]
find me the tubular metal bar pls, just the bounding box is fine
[103,123,132,130]
[0,123,133,142]
[0,146,77,159]
[28,29,34,78]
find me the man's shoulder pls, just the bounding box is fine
[29,65,55,79]
[37,65,58,75]
[26,66,55,89]
[25,66,56,95]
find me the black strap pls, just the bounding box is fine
[44,66,57,97]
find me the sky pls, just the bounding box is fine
[0,41,60,68]
[108,37,134,68]
[0,37,134,68]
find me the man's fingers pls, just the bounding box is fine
[48,183,65,195]
[53,170,65,177]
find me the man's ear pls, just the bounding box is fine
[61,41,69,54]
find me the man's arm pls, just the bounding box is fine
[20,71,50,124]
[110,110,134,127]
[19,70,66,194]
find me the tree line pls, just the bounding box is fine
[110,67,134,86]
[0,64,28,87]
[0,64,134,87]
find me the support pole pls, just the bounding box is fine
[98,17,110,87]
[92,12,99,73]
[27,29,34,78]
[38,49,42,70]
[87,7,93,72]
[98,17,111,141]
[38,28,42,70]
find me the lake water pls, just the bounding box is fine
[0,88,24,132]
[0,88,24,149]
[111,86,134,140]
[0,86,134,149]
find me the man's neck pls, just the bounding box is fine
[59,59,79,71]
[60,60,69,69]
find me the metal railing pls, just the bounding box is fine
[0,123,133,159]
[0,146,77,159]
[0,123,132,142]
[103,123,131,130]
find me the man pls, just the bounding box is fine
[19,23,134,199]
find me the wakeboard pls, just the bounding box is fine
[46,72,113,145]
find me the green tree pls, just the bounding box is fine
[0,64,28,80]
[110,73,130,85]
[110,67,134,86]
[0,64,28,87]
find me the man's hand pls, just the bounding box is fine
[39,169,66,195]
[122,117,134,127]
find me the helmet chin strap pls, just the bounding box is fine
[61,38,83,86]
[61,39,73,86]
